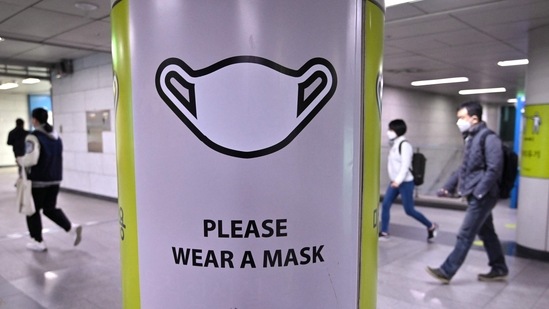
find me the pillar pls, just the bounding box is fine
[516,24,549,260]
[111,0,385,308]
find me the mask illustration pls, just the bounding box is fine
[156,56,337,158]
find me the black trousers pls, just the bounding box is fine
[27,185,72,242]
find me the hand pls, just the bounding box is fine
[436,188,449,197]
[390,181,399,188]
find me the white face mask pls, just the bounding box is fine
[386,130,398,140]
[456,119,471,133]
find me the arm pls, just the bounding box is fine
[437,170,459,197]
[473,134,503,199]
[393,141,413,186]
[7,131,14,146]
[16,135,40,167]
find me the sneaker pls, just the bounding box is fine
[478,269,508,282]
[26,240,47,252]
[72,224,83,246]
[378,232,390,241]
[427,223,439,242]
[426,267,450,284]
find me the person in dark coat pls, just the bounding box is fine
[427,101,508,284]
[7,118,29,175]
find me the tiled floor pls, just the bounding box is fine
[1,166,548,308]
[0,167,121,309]
[377,198,549,309]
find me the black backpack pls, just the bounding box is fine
[480,130,518,199]
[399,141,427,186]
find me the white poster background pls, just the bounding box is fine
[131,1,364,308]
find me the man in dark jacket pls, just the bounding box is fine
[7,118,29,174]
[426,101,508,283]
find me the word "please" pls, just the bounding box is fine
[204,219,288,238]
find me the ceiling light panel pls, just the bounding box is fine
[74,2,99,11]
[497,59,529,66]
[459,87,506,95]
[22,78,41,84]
[411,77,469,86]
[0,82,19,90]
[386,0,424,7]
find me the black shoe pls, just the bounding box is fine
[427,223,439,242]
[478,269,508,282]
[426,267,450,284]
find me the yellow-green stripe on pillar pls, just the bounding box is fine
[111,1,141,308]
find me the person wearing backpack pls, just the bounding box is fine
[379,119,438,241]
[427,101,508,284]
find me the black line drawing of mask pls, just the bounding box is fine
[156,56,337,159]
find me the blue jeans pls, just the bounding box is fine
[380,181,432,233]
[440,195,508,278]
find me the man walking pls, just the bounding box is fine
[427,101,508,283]
[7,118,29,175]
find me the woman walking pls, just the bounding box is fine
[379,119,438,241]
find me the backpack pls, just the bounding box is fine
[398,141,427,186]
[479,130,518,199]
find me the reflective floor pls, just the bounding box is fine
[1,166,548,308]
[0,167,120,309]
[377,196,549,309]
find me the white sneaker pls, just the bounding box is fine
[72,224,83,246]
[26,240,47,252]
[378,232,390,241]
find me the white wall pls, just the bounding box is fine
[380,86,464,195]
[45,53,503,199]
[0,94,29,166]
[52,53,117,198]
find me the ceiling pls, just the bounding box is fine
[385,0,549,103]
[1,0,548,102]
[0,0,110,94]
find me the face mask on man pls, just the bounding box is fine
[456,119,471,133]
[387,130,398,140]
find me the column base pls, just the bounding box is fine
[516,244,549,262]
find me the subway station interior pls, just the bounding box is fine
[1,0,549,308]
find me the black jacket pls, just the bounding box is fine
[7,127,29,156]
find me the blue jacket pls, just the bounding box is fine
[443,122,502,199]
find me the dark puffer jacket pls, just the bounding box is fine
[444,122,503,199]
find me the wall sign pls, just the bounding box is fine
[521,104,549,178]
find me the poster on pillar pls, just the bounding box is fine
[112,0,384,308]
[521,104,549,178]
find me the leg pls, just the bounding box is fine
[41,185,72,232]
[399,181,432,228]
[478,213,508,273]
[440,196,495,278]
[380,183,400,233]
[27,187,46,242]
